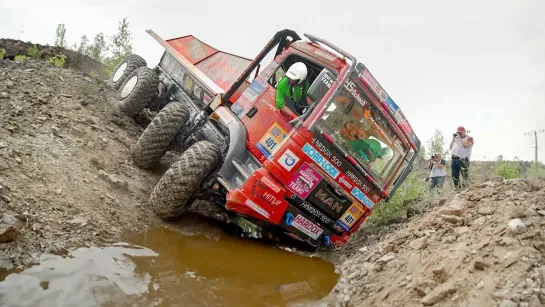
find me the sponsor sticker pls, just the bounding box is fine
[256,123,288,159]
[291,214,324,240]
[232,80,266,117]
[386,96,399,113]
[302,143,340,179]
[251,180,282,206]
[245,199,270,218]
[287,163,323,199]
[336,220,350,232]
[338,176,353,190]
[339,203,365,228]
[277,149,300,171]
[351,187,375,209]
[261,176,280,193]
[357,68,388,102]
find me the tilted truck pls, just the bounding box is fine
[108,29,421,249]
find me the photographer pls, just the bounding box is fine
[428,153,447,192]
[449,126,474,189]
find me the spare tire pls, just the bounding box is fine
[108,54,146,91]
[131,102,189,169]
[118,67,158,118]
[149,141,222,221]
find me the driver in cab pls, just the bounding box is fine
[348,138,393,164]
[275,62,314,120]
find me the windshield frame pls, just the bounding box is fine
[311,72,411,188]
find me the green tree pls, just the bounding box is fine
[104,17,133,74]
[54,24,67,48]
[77,35,90,55]
[88,33,107,62]
[427,129,446,156]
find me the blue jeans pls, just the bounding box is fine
[429,176,445,190]
[451,158,470,189]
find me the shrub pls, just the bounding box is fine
[14,55,27,61]
[46,54,66,67]
[0,49,5,59]
[28,44,39,58]
[494,156,520,179]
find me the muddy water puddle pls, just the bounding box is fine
[0,225,338,306]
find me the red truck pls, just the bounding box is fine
[108,29,421,249]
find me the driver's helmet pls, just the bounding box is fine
[285,62,308,84]
[380,147,394,160]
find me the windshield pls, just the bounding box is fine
[314,72,408,186]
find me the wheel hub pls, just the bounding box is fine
[112,62,128,82]
[121,76,138,99]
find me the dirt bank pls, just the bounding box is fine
[0,58,162,267]
[0,39,108,80]
[327,178,545,306]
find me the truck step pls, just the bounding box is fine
[232,159,251,179]
[217,177,233,191]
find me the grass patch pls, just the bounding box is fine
[365,173,428,227]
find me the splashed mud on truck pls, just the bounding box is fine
[110,28,421,249]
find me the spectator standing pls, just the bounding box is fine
[428,153,447,192]
[449,126,474,189]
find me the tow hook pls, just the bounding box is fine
[324,235,331,247]
[285,212,294,226]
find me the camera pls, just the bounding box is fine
[453,133,458,137]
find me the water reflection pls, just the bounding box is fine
[0,227,338,307]
[126,227,339,306]
[0,244,158,307]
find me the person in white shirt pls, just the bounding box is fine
[428,153,447,192]
[449,126,474,189]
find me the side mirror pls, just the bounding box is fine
[307,68,335,102]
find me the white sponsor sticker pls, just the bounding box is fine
[291,214,324,240]
[261,176,280,193]
[278,149,300,171]
[245,199,270,218]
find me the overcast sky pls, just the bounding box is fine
[1,0,544,162]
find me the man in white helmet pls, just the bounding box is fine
[275,62,313,116]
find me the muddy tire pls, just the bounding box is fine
[149,141,222,221]
[118,67,158,118]
[108,54,147,91]
[131,102,189,169]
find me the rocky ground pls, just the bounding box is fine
[0,58,163,268]
[326,178,545,307]
[1,54,545,307]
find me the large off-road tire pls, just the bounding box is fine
[149,141,222,221]
[131,102,189,169]
[118,67,158,118]
[108,54,147,91]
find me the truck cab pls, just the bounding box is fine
[110,29,421,249]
